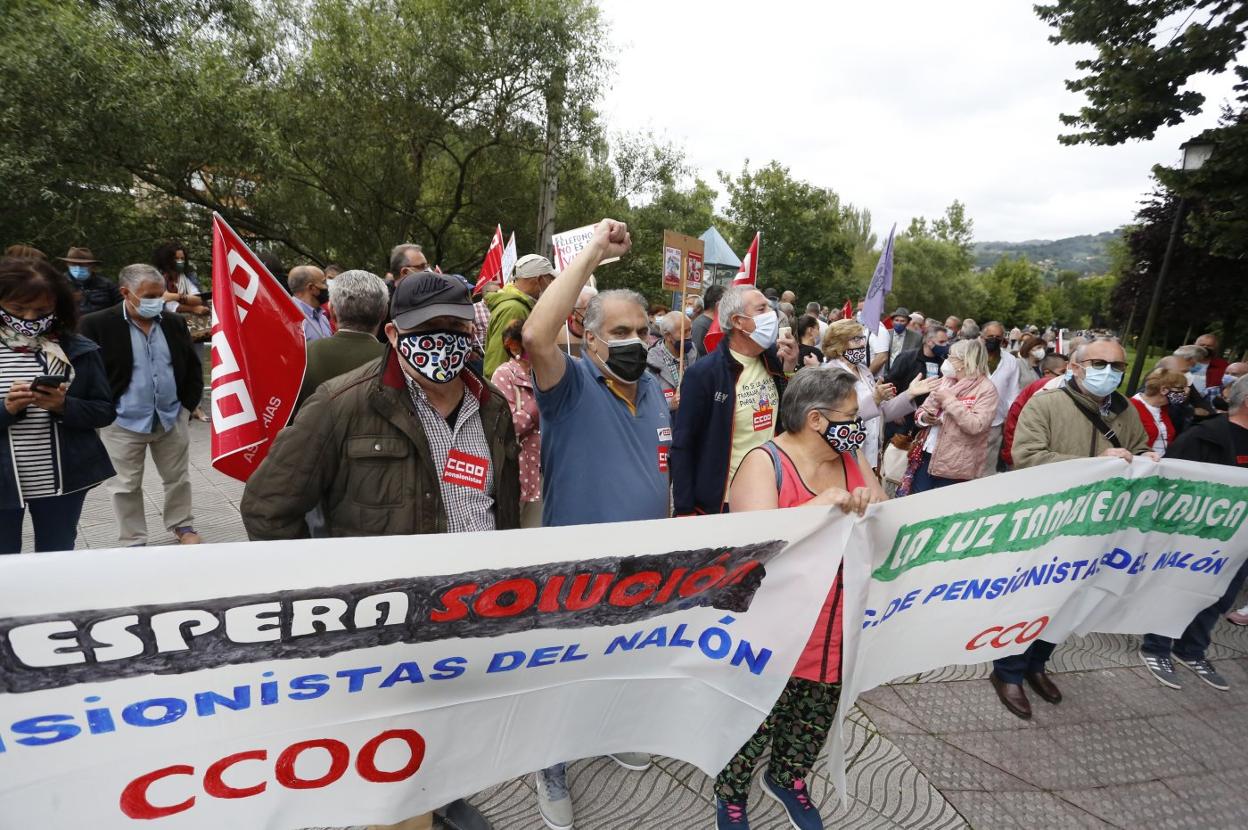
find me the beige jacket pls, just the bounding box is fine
[1012,380,1149,467]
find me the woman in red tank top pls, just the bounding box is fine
[712,366,887,830]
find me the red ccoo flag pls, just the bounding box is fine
[209,214,307,482]
[474,225,504,294]
[733,232,760,286]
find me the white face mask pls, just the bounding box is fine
[1031,347,1046,360]
[940,360,958,379]
[746,309,778,349]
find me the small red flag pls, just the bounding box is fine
[209,214,307,482]
[474,225,504,293]
[842,299,853,321]
[732,232,760,286]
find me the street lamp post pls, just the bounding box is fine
[1126,139,1215,394]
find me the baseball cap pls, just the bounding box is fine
[390,271,473,330]
[514,254,555,279]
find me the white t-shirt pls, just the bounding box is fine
[1133,394,1168,455]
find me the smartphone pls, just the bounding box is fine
[31,374,68,391]
[778,325,792,340]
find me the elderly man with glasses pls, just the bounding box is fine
[996,337,1156,719]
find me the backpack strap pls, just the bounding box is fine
[1062,385,1121,450]
[759,441,784,493]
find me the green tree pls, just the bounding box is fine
[888,202,983,321]
[717,161,855,306]
[597,178,717,306]
[1037,0,1248,258]
[0,0,613,273]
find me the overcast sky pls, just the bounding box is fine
[596,0,1241,243]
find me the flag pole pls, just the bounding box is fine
[678,288,688,378]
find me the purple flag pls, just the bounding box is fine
[859,224,895,332]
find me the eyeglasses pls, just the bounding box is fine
[1084,359,1127,372]
[817,407,858,421]
[847,336,867,345]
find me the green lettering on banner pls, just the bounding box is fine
[875,476,1248,582]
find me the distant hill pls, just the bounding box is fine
[973,231,1119,276]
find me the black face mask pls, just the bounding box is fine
[595,336,647,383]
[983,337,1002,353]
[930,343,949,361]
[316,288,330,305]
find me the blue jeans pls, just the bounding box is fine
[910,452,962,493]
[1141,557,1248,661]
[993,640,1058,685]
[0,490,89,554]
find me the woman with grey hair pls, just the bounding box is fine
[713,365,885,829]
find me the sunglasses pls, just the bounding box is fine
[1084,359,1127,372]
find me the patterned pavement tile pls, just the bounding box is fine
[939,791,1025,829]
[991,791,1113,828]
[1045,720,1207,787]
[939,729,1102,790]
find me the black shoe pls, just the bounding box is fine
[436,799,493,830]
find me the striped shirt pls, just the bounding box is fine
[404,373,496,533]
[0,345,66,500]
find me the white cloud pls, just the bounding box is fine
[596,0,1240,242]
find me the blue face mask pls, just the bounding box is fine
[892,322,906,335]
[930,343,949,361]
[1081,365,1123,397]
[137,297,164,319]
[68,265,90,281]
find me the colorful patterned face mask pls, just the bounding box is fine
[396,329,472,384]
[0,306,55,338]
[820,415,866,454]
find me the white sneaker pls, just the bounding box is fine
[609,752,652,771]
[536,767,574,830]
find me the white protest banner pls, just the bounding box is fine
[0,507,845,829]
[826,457,1248,801]
[3,459,1245,828]
[551,224,620,271]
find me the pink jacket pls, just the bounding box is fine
[915,374,998,480]
[490,359,541,503]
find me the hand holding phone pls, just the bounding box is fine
[31,374,68,391]
[29,376,69,414]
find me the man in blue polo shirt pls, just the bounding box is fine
[522,219,666,830]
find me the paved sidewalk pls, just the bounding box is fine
[43,422,1248,828]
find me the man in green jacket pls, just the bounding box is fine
[995,338,1155,720]
[483,254,553,377]
[294,269,388,413]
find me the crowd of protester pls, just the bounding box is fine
[1,223,1246,830]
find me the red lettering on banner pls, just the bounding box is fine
[442,449,488,490]
[119,729,426,819]
[120,765,196,819]
[203,750,267,799]
[965,616,1049,651]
